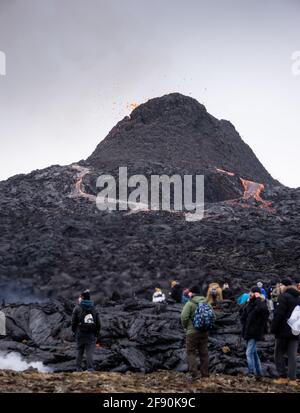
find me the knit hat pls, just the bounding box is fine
[155,288,162,293]
[190,285,202,295]
[257,281,263,288]
[251,286,261,294]
[81,289,91,300]
[280,278,292,287]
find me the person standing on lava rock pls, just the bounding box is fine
[0,309,6,337]
[182,288,191,304]
[240,286,269,379]
[152,288,166,303]
[181,285,214,380]
[294,278,300,292]
[71,290,101,372]
[206,282,223,305]
[257,281,267,299]
[221,283,233,300]
[271,278,300,386]
[169,281,183,303]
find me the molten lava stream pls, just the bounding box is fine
[68,164,96,201]
[216,168,235,177]
[240,178,273,210]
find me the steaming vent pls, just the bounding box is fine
[0,352,51,373]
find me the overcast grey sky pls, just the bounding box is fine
[0,0,299,187]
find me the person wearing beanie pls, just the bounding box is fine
[271,278,300,385]
[80,290,91,300]
[181,288,191,305]
[71,290,101,372]
[240,286,269,379]
[152,287,166,303]
[181,285,213,380]
[257,282,267,299]
[222,283,233,300]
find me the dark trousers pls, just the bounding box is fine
[186,331,209,377]
[274,338,298,380]
[76,341,95,371]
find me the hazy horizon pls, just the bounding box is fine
[0,0,299,187]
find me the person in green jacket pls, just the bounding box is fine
[181,285,210,379]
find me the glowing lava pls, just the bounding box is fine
[240,178,265,202]
[239,178,273,210]
[68,165,96,201]
[127,102,139,110]
[216,168,235,177]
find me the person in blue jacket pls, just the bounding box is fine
[182,288,190,304]
[257,281,267,298]
[237,292,250,305]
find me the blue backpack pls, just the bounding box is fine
[192,302,216,331]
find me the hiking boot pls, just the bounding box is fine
[288,380,298,387]
[273,378,288,385]
[255,375,263,382]
[246,373,255,379]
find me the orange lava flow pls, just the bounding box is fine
[240,178,273,209]
[127,102,139,110]
[240,178,265,202]
[68,165,96,201]
[216,168,235,177]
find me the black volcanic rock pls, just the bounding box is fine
[1,92,300,375]
[87,93,279,202]
[0,299,282,377]
[0,93,298,307]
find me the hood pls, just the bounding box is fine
[286,287,300,298]
[191,296,207,304]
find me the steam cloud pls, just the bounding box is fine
[0,352,51,372]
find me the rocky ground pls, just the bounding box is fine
[0,370,299,393]
[1,298,299,377]
[1,94,298,304]
[1,163,300,305]
[1,93,300,392]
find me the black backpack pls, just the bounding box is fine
[78,306,96,333]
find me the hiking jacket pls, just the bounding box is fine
[240,297,269,341]
[260,288,267,298]
[170,284,183,303]
[71,300,101,339]
[152,292,166,303]
[222,288,233,300]
[271,287,300,340]
[181,296,208,335]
